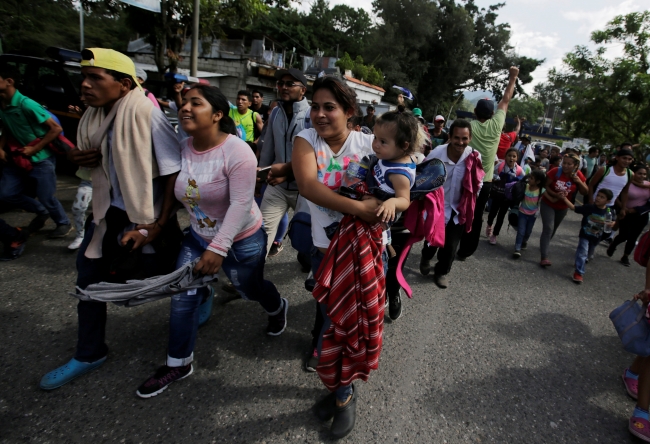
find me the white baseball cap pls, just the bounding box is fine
[434,115,445,122]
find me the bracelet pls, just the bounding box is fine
[138,229,149,238]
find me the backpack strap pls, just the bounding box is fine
[595,166,610,189]
[248,110,257,126]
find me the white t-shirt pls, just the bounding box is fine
[425,144,482,225]
[296,128,374,248]
[107,108,181,212]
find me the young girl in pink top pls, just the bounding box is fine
[136,85,286,399]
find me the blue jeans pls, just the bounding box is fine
[0,157,69,225]
[311,246,388,402]
[515,212,537,251]
[167,227,282,366]
[574,237,598,275]
[255,184,288,244]
[0,218,19,244]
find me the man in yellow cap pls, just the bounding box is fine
[39,48,184,391]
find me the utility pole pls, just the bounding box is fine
[79,3,84,51]
[190,0,200,76]
[161,0,167,70]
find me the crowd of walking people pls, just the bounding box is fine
[1,48,649,440]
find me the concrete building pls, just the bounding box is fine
[126,32,387,107]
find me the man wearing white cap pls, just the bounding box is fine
[431,115,448,147]
[135,67,161,110]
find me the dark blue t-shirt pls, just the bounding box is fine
[575,204,608,239]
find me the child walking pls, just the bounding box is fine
[513,169,546,258]
[486,148,524,245]
[563,188,614,284]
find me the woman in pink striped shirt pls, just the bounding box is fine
[136,85,287,399]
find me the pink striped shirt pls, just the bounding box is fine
[174,135,262,256]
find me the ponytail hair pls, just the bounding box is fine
[530,169,547,188]
[189,84,237,136]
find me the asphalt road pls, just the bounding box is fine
[0,175,645,443]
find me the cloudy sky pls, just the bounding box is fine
[297,0,647,91]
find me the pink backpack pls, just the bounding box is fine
[396,188,445,298]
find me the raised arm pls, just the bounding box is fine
[497,67,520,113]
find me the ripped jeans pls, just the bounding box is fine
[166,227,282,367]
[71,180,92,239]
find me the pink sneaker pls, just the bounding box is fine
[488,235,497,245]
[623,369,639,399]
[485,225,493,237]
[630,416,650,442]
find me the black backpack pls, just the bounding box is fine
[505,177,528,205]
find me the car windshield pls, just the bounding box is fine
[64,66,83,95]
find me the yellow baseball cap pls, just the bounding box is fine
[80,48,143,90]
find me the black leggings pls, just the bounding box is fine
[487,192,511,236]
[611,212,649,256]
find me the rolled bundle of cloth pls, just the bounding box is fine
[71,258,218,307]
[313,211,385,391]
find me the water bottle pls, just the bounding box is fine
[339,159,369,199]
[604,208,612,233]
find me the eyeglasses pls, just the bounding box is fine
[276,80,301,88]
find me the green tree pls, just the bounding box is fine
[126,0,268,73]
[0,0,131,56]
[365,0,542,116]
[548,11,650,155]
[507,97,545,122]
[249,0,371,58]
[458,98,474,112]
[352,55,368,80]
[366,65,383,86]
[336,52,354,71]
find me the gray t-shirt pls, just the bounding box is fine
[108,108,181,213]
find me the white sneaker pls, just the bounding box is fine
[67,237,83,250]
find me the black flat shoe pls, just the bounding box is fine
[330,385,357,439]
[312,391,336,421]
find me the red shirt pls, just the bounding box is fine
[496,131,517,160]
[542,167,587,210]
